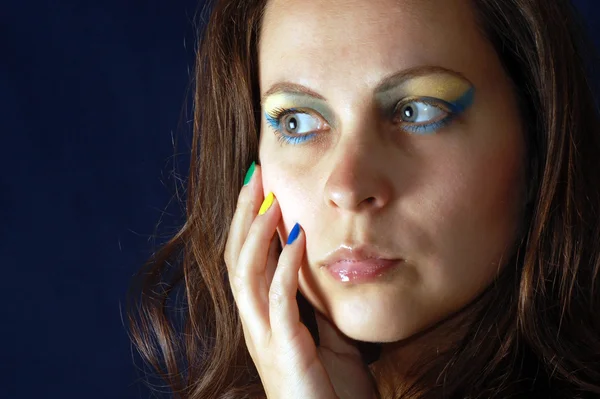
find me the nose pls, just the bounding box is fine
[324,131,394,213]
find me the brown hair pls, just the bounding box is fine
[127,0,600,397]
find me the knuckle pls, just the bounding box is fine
[230,272,246,293]
[247,216,264,236]
[268,287,286,307]
[236,188,253,209]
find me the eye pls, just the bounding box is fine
[280,112,324,135]
[265,107,329,145]
[393,99,453,135]
[398,101,446,123]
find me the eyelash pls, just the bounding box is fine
[265,99,456,145]
[265,107,318,145]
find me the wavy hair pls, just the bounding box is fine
[127,0,600,397]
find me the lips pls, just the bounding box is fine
[319,246,403,283]
[326,258,402,282]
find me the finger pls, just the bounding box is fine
[265,232,281,290]
[224,162,263,272]
[241,321,257,360]
[235,193,281,292]
[269,222,305,341]
[233,194,282,342]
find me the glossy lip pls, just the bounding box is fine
[319,245,404,283]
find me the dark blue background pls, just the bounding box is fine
[1,1,598,398]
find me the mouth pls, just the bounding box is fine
[319,245,404,283]
[325,258,403,283]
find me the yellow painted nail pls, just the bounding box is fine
[258,192,275,215]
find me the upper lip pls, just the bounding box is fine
[319,244,400,268]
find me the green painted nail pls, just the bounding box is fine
[243,161,256,186]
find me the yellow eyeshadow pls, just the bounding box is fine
[262,93,296,112]
[261,73,473,116]
[262,93,337,127]
[401,74,471,102]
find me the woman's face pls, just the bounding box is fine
[258,0,526,342]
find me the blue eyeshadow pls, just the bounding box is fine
[448,87,475,114]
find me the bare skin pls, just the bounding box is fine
[226,0,526,396]
[225,165,374,398]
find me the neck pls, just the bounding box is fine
[368,304,476,397]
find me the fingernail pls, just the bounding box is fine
[243,161,256,186]
[258,192,274,215]
[287,223,301,245]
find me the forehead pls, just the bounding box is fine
[259,0,494,93]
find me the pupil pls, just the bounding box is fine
[403,105,414,118]
[287,117,297,131]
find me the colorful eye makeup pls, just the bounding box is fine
[261,70,475,145]
[390,85,475,134]
[264,107,325,145]
[262,93,335,145]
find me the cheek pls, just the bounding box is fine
[260,162,316,238]
[422,129,525,292]
[435,149,523,230]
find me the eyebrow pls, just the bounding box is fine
[260,65,469,104]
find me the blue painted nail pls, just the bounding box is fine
[286,223,301,245]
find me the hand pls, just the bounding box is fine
[224,163,375,399]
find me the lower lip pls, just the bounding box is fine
[325,259,402,283]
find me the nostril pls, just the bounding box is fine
[357,197,378,209]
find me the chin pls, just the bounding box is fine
[337,320,408,343]
[329,299,424,343]
[305,287,430,343]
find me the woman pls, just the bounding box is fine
[128,0,600,397]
